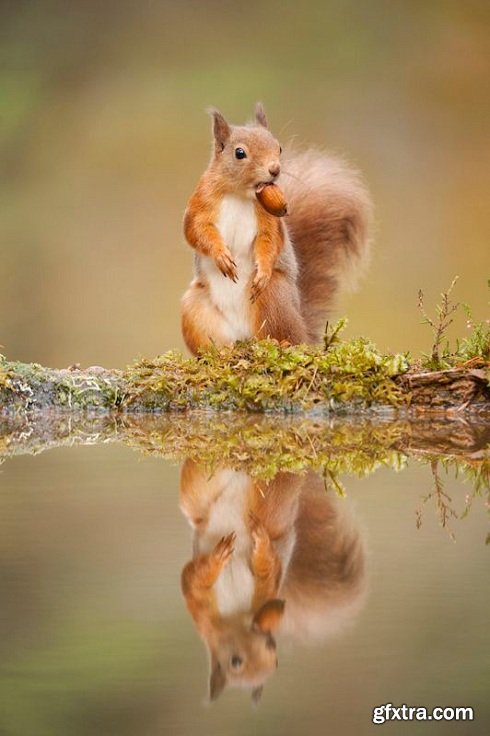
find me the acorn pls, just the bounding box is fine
[256,183,288,217]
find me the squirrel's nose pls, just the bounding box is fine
[268,161,280,178]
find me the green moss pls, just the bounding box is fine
[123,335,409,412]
[456,305,490,365]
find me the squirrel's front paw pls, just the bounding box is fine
[250,270,271,303]
[212,532,236,567]
[215,250,238,282]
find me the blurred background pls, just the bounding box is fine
[1,0,489,368]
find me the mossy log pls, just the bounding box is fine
[1,340,489,416]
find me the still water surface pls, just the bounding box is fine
[0,424,488,736]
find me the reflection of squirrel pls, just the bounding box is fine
[181,103,372,354]
[180,461,366,702]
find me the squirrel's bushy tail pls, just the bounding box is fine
[280,472,366,642]
[282,150,373,342]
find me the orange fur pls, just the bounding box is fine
[181,278,231,354]
[181,104,372,353]
[179,460,366,702]
[251,270,307,343]
[183,179,239,282]
[181,532,236,633]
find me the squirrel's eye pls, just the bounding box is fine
[235,147,247,160]
[230,655,243,669]
[279,146,282,154]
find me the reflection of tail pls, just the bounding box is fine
[179,461,366,701]
[280,472,366,642]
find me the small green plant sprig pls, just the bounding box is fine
[418,276,460,369]
[458,292,490,364]
[418,277,490,369]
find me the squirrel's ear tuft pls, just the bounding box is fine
[208,108,231,151]
[252,599,285,633]
[209,657,226,702]
[255,102,268,129]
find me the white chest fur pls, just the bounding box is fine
[197,470,254,616]
[200,195,257,341]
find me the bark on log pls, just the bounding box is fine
[397,368,489,412]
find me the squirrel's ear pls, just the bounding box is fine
[255,102,268,129]
[209,656,226,702]
[252,599,285,633]
[251,685,264,705]
[208,108,231,152]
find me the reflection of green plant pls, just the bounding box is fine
[122,414,410,480]
[2,411,488,540]
[456,460,490,545]
[416,460,458,541]
[415,457,490,542]
[323,467,347,497]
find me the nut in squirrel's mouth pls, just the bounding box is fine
[255,181,275,194]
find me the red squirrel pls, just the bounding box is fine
[180,461,366,702]
[181,103,372,354]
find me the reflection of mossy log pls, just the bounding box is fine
[1,413,489,477]
[1,339,489,415]
[2,413,488,545]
